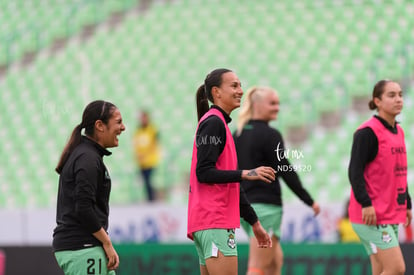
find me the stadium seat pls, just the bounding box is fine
[0,0,413,207]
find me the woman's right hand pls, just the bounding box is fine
[103,242,119,270]
[242,166,276,183]
[312,202,321,216]
[93,228,120,271]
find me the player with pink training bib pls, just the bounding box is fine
[348,80,412,275]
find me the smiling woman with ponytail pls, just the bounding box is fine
[53,100,125,275]
[187,69,276,275]
[56,100,116,174]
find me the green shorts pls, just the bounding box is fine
[55,246,116,275]
[352,223,399,255]
[193,229,238,266]
[241,203,283,239]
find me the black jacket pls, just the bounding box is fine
[234,120,314,207]
[53,136,112,251]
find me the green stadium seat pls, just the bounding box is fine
[1,0,413,207]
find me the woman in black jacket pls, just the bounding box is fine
[234,86,320,275]
[53,100,125,275]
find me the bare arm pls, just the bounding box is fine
[93,228,119,270]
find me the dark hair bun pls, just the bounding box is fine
[368,100,376,110]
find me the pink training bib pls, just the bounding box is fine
[349,117,407,224]
[187,108,240,240]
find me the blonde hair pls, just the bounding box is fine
[236,86,277,136]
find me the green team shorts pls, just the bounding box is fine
[55,246,116,275]
[352,223,399,255]
[241,203,283,239]
[193,228,238,265]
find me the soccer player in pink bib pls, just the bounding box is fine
[187,68,275,275]
[348,80,412,275]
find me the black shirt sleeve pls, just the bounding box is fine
[267,130,314,206]
[240,185,258,225]
[195,115,242,183]
[280,158,314,206]
[348,127,378,207]
[73,153,102,233]
[407,186,412,210]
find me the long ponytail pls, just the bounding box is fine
[196,84,210,121]
[196,68,232,121]
[55,100,116,174]
[236,86,257,136]
[55,124,83,174]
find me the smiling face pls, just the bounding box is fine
[374,81,403,123]
[212,71,243,114]
[99,108,126,148]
